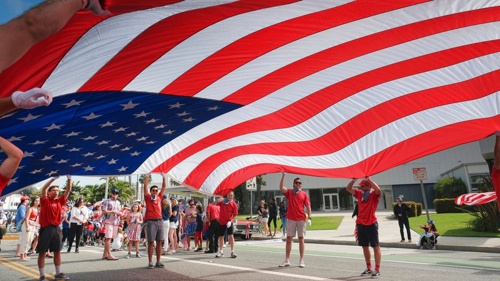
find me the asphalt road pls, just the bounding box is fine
[1,238,500,281]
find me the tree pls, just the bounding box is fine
[434,177,467,199]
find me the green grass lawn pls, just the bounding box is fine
[409,213,500,237]
[236,215,343,231]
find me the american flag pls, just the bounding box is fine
[455,192,497,206]
[1,0,500,196]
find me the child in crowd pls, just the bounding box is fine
[98,224,106,246]
[86,220,94,245]
[126,203,143,258]
[194,205,204,252]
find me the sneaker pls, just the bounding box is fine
[126,253,131,259]
[400,239,404,242]
[361,269,373,275]
[215,251,224,258]
[230,252,237,258]
[54,273,70,280]
[136,253,141,258]
[147,263,154,269]
[409,239,412,243]
[371,270,380,278]
[155,262,165,268]
[279,260,290,267]
[299,260,305,268]
[39,276,45,281]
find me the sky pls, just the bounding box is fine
[0,0,165,189]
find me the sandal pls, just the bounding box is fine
[106,256,119,260]
[45,254,53,258]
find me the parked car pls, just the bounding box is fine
[232,219,259,240]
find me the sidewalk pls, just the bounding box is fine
[257,210,500,253]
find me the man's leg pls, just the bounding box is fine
[285,236,292,261]
[37,252,46,278]
[362,246,371,266]
[147,241,154,262]
[155,240,162,263]
[373,246,381,271]
[404,219,412,241]
[398,219,404,240]
[298,237,305,260]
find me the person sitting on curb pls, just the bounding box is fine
[416,220,439,249]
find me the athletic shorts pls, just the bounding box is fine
[104,224,118,239]
[146,219,164,242]
[36,225,62,254]
[286,219,306,238]
[357,222,379,247]
[216,222,233,237]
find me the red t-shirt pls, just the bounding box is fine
[283,189,311,221]
[144,193,164,220]
[217,200,238,225]
[0,173,10,195]
[39,195,67,228]
[492,167,500,210]
[206,204,220,221]
[353,189,381,226]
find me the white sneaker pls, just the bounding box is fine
[299,260,305,268]
[215,251,224,258]
[279,260,290,267]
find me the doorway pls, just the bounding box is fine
[323,193,339,211]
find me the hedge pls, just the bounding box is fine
[433,198,474,213]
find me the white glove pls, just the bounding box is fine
[226,221,232,228]
[307,219,312,226]
[12,88,53,109]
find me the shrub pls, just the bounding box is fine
[434,177,467,199]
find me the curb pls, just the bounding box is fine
[2,234,18,241]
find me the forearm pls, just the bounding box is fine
[346,178,356,195]
[279,172,287,193]
[0,0,83,71]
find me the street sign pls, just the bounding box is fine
[412,167,428,181]
[246,177,257,190]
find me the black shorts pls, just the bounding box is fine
[357,222,379,247]
[216,222,233,237]
[36,225,62,254]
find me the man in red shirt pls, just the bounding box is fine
[36,176,71,281]
[205,197,220,254]
[143,173,166,269]
[278,172,311,268]
[492,132,500,209]
[346,177,381,278]
[216,192,238,258]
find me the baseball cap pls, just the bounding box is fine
[208,197,216,203]
[112,189,120,194]
[427,220,434,224]
[359,180,370,187]
[21,196,30,201]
